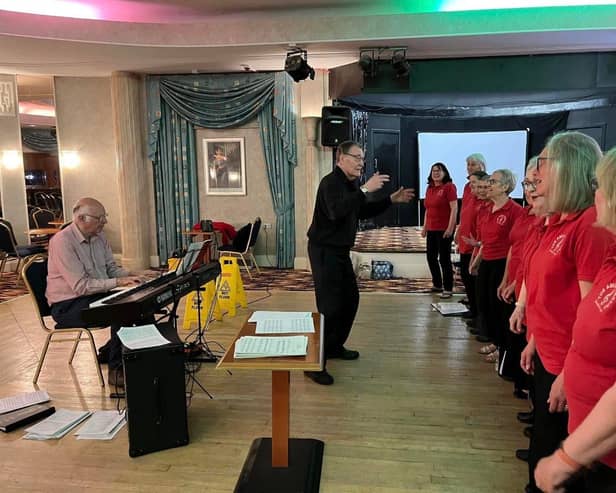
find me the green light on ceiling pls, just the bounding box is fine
[441,0,616,11]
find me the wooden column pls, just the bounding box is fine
[110,72,150,270]
[271,370,290,467]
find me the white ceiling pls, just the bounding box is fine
[0,1,615,77]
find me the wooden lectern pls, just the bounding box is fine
[217,312,324,493]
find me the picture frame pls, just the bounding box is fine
[203,137,246,195]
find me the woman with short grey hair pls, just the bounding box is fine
[470,168,523,367]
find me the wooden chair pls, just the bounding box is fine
[22,254,106,386]
[219,217,261,278]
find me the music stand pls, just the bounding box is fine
[182,243,227,398]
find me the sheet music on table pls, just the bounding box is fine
[234,335,308,359]
[255,318,315,334]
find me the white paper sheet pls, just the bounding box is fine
[24,409,91,440]
[255,318,315,334]
[248,311,312,323]
[0,390,50,415]
[431,302,469,315]
[117,324,171,350]
[234,335,308,359]
[75,410,126,440]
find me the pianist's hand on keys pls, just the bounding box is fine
[117,276,144,287]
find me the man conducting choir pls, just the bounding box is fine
[45,197,142,388]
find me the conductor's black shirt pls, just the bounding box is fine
[307,166,392,250]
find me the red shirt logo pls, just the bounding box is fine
[496,214,507,226]
[549,233,566,256]
[595,282,616,313]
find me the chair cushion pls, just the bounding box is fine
[16,245,47,256]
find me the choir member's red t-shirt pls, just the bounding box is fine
[425,182,457,231]
[507,207,535,286]
[458,183,477,255]
[525,207,614,374]
[564,241,616,469]
[477,199,524,261]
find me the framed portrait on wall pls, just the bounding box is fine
[203,137,246,195]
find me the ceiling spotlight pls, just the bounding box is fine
[284,49,315,83]
[391,49,410,78]
[358,51,375,78]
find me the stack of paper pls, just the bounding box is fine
[75,410,126,440]
[431,302,469,316]
[249,311,315,334]
[0,390,50,414]
[234,335,308,359]
[23,409,91,440]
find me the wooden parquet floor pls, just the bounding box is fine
[0,291,527,493]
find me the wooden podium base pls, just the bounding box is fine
[234,438,324,493]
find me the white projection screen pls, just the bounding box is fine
[417,130,528,199]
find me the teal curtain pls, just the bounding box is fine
[153,103,199,261]
[147,72,297,267]
[259,72,297,268]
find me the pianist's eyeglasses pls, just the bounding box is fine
[83,213,108,223]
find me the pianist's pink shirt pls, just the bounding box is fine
[46,222,128,305]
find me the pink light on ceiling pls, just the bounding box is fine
[0,0,102,19]
[0,0,205,23]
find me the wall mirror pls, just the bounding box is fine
[17,75,62,228]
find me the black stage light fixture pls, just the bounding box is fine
[358,50,376,78]
[391,49,410,78]
[284,49,315,82]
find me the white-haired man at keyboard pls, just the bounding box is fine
[46,197,142,388]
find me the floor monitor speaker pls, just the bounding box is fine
[123,336,188,457]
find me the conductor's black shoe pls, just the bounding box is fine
[476,335,491,343]
[328,347,360,360]
[516,449,529,462]
[523,426,533,439]
[107,368,124,388]
[304,370,334,385]
[517,411,534,424]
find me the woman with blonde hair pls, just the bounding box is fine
[510,131,613,493]
[535,147,616,492]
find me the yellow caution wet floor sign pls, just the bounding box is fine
[182,279,223,330]
[217,256,247,317]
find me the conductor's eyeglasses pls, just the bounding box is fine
[343,152,364,161]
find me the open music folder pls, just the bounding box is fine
[233,335,308,359]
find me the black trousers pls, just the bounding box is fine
[308,243,359,364]
[582,462,616,493]
[476,258,508,345]
[528,353,570,492]
[50,293,123,369]
[425,230,453,291]
[459,253,477,316]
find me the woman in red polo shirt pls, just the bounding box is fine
[509,131,612,493]
[456,154,487,321]
[422,162,458,298]
[470,169,523,363]
[534,147,616,493]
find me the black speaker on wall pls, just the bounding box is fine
[321,106,352,147]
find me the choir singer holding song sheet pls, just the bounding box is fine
[306,141,414,386]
